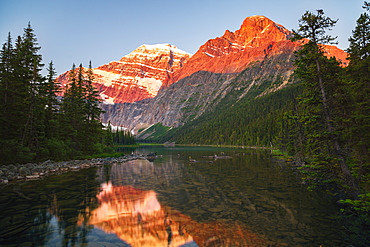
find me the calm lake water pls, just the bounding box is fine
[0,146,346,246]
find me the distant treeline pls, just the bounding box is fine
[104,123,136,146]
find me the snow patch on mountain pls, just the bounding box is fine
[93,69,122,87]
[125,43,192,59]
[141,43,191,55]
[100,93,115,105]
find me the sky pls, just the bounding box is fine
[0,0,366,75]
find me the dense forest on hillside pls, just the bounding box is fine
[159,77,302,147]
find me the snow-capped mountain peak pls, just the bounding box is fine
[57,44,192,104]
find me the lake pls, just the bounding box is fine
[0,146,345,246]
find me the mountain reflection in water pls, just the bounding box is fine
[84,183,194,247]
[0,147,345,246]
[84,159,273,247]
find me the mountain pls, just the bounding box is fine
[100,15,348,135]
[163,15,347,87]
[166,15,294,85]
[57,44,191,103]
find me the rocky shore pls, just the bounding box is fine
[0,154,149,184]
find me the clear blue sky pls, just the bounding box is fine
[0,0,365,75]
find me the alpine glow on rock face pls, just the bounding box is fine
[57,44,191,104]
[169,15,348,85]
[58,16,348,105]
[98,15,348,131]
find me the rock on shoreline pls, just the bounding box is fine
[0,154,148,184]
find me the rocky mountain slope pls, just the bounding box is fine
[100,15,348,133]
[164,15,347,86]
[57,44,191,103]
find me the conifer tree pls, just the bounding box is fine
[60,64,84,151]
[43,61,61,139]
[0,34,32,144]
[103,121,114,147]
[0,24,47,162]
[0,33,15,140]
[291,10,358,195]
[84,61,103,143]
[0,33,19,163]
[345,1,370,190]
[16,23,45,151]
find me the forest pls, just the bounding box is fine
[0,24,136,165]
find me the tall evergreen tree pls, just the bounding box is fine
[43,61,61,139]
[291,10,358,195]
[0,34,32,143]
[345,1,370,191]
[60,64,84,151]
[0,33,15,140]
[0,33,20,163]
[16,23,45,151]
[83,61,104,146]
[0,24,48,163]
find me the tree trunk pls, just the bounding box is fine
[315,58,359,197]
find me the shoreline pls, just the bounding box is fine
[0,145,289,185]
[0,154,149,185]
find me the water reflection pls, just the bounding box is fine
[91,149,344,246]
[84,183,275,247]
[0,147,346,246]
[0,167,101,246]
[85,182,196,246]
[88,158,283,246]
